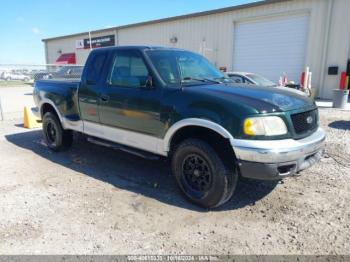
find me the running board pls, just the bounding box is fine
[87,136,160,160]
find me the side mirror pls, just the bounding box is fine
[145,75,154,89]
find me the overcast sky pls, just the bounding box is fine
[0,0,257,64]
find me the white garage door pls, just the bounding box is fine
[233,14,309,83]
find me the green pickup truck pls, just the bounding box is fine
[33,46,325,208]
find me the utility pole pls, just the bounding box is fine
[88,31,92,50]
[0,97,4,121]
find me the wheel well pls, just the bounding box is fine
[41,103,59,120]
[169,126,236,165]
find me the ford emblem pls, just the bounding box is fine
[306,116,313,124]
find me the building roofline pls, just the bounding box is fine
[42,0,290,42]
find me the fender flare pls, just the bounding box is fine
[39,99,84,132]
[39,99,63,123]
[162,118,234,153]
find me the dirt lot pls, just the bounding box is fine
[0,108,349,255]
[0,85,35,120]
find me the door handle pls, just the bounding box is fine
[100,94,110,102]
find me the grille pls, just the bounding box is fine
[291,109,318,135]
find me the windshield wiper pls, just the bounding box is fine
[181,77,221,84]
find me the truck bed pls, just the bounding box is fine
[33,79,81,121]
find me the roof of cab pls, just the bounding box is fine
[90,45,188,53]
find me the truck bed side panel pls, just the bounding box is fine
[34,80,81,122]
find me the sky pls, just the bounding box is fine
[0,0,257,64]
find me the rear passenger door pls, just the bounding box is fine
[98,49,163,137]
[78,51,107,124]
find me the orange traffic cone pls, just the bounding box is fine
[23,106,42,129]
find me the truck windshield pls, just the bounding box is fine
[146,50,230,86]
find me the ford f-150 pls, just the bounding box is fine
[33,46,326,208]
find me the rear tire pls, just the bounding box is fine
[171,138,238,208]
[42,112,73,151]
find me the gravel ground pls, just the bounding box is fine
[0,85,35,120]
[0,108,349,255]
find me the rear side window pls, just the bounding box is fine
[229,75,244,83]
[108,50,149,88]
[86,53,107,84]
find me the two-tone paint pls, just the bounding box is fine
[33,46,325,180]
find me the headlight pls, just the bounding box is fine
[243,116,287,136]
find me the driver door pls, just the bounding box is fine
[98,49,164,145]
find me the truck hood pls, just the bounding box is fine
[187,83,315,113]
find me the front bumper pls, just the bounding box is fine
[231,128,326,180]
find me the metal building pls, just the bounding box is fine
[42,0,350,99]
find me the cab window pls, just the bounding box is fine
[108,50,149,88]
[86,53,107,84]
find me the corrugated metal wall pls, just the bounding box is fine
[321,0,350,98]
[45,0,350,99]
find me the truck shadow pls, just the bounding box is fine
[5,130,277,212]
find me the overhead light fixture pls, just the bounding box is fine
[170,36,178,44]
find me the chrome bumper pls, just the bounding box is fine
[232,128,326,163]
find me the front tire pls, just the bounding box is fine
[171,139,238,208]
[42,112,73,151]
